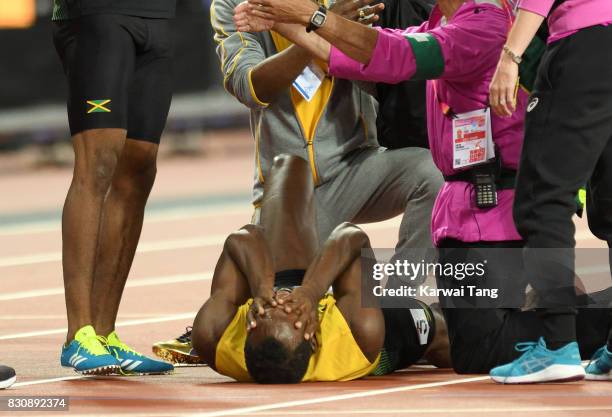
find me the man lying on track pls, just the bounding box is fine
[190,154,450,383]
[187,155,612,383]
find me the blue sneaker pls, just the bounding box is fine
[60,325,121,375]
[490,338,585,384]
[585,346,612,381]
[106,331,174,375]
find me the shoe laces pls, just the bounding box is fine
[515,341,540,354]
[505,338,546,381]
[177,326,193,343]
[109,336,141,357]
[77,335,110,357]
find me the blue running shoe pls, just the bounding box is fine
[60,325,121,375]
[585,346,612,381]
[490,338,585,384]
[106,331,174,375]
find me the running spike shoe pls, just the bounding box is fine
[107,331,174,375]
[152,326,207,366]
[60,325,120,375]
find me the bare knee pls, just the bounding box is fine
[72,130,125,197]
[112,141,159,199]
[113,158,157,198]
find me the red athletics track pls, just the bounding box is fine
[1,129,611,416]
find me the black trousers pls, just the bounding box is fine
[437,239,610,374]
[513,25,612,346]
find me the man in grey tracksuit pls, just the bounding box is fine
[212,0,442,252]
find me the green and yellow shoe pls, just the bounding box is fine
[152,326,207,366]
[60,325,121,375]
[106,331,174,375]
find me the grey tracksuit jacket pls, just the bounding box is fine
[211,0,379,204]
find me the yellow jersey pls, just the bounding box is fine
[215,294,380,382]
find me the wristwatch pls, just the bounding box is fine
[306,5,328,32]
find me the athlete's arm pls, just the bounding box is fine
[191,225,275,369]
[225,225,276,312]
[291,222,370,303]
[327,225,384,363]
[281,223,384,361]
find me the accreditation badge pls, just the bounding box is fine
[292,62,325,102]
[452,108,495,169]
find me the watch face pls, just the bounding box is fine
[313,12,326,26]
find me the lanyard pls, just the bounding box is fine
[431,79,452,116]
[431,0,515,116]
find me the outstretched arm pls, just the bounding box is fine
[191,225,275,368]
[233,0,384,64]
[242,0,513,86]
[245,0,379,64]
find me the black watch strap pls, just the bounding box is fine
[306,5,327,33]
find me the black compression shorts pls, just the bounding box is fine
[373,300,435,375]
[52,13,173,143]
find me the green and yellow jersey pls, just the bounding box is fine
[216,294,381,382]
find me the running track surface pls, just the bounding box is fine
[1,130,611,416]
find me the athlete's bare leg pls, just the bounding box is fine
[91,139,158,336]
[259,155,319,270]
[62,128,126,342]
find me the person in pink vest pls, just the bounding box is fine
[232,0,611,377]
[489,0,612,383]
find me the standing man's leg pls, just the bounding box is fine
[89,18,175,375]
[584,136,612,380]
[492,26,612,383]
[55,14,173,375]
[55,14,135,374]
[90,141,158,333]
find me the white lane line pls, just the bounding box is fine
[0,215,601,269]
[245,406,612,415]
[0,235,229,268]
[0,313,185,320]
[0,217,403,268]
[13,376,88,387]
[191,376,489,417]
[0,272,212,301]
[0,204,251,237]
[0,312,197,340]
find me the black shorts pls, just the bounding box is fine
[53,14,173,143]
[372,300,435,375]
